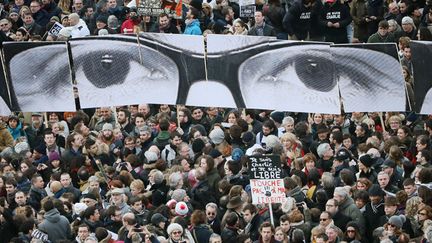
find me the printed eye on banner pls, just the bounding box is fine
[3,41,76,112]
[411,41,432,114]
[331,43,406,112]
[0,53,11,115]
[206,35,340,114]
[69,34,205,108]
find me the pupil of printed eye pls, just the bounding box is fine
[295,55,335,92]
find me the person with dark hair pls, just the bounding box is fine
[257,221,279,243]
[184,7,202,35]
[221,212,239,243]
[38,199,72,242]
[248,10,276,36]
[243,203,263,241]
[368,20,397,42]
[28,174,47,211]
[82,206,103,232]
[256,119,280,146]
[364,185,386,241]
[190,210,213,242]
[153,118,171,151]
[117,108,134,138]
[241,109,263,135]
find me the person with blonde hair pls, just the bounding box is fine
[280,132,303,167]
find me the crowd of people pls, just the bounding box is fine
[0,106,432,243]
[0,0,430,42]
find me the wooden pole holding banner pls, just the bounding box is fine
[176,105,180,128]
[379,112,386,133]
[268,202,274,226]
[44,112,49,128]
[95,159,111,192]
[136,33,143,65]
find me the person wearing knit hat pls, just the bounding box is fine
[401,16,417,39]
[357,154,377,183]
[167,223,184,241]
[175,201,189,216]
[209,127,225,145]
[262,134,281,151]
[14,141,30,155]
[364,184,385,239]
[242,131,256,147]
[151,213,167,228]
[102,123,113,131]
[387,215,406,229]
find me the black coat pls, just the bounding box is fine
[150,180,169,207]
[221,226,238,243]
[319,1,352,43]
[191,180,217,210]
[247,214,264,241]
[364,201,385,241]
[333,210,352,232]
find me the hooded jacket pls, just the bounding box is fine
[38,208,72,243]
[184,19,202,35]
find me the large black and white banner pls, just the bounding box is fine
[331,43,405,112]
[207,35,340,113]
[0,54,11,115]
[3,42,76,112]
[411,41,432,114]
[70,33,205,108]
[0,35,412,113]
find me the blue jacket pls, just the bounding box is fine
[184,19,202,35]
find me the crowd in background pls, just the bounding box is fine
[0,106,432,243]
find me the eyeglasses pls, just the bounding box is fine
[172,231,182,235]
[320,218,328,221]
[207,212,216,216]
[388,224,397,228]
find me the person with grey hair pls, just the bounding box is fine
[372,226,387,242]
[168,172,184,191]
[66,12,90,38]
[107,15,120,33]
[282,116,295,133]
[317,143,333,172]
[148,169,169,207]
[209,233,222,243]
[333,187,365,235]
[206,202,221,234]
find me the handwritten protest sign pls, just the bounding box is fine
[248,155,285,204]
[239,0,255,17]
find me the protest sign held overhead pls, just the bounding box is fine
[248,155,286,204]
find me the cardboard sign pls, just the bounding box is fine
[48,22,64,36]
[239,0,255,17]
[137,0,182,18]
[248,155,286,204]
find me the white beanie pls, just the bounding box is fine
[175,201,189,216]
[167,223,183,235]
